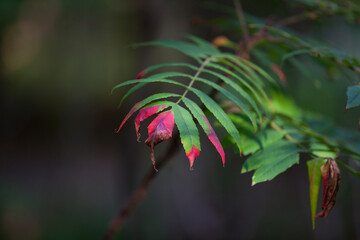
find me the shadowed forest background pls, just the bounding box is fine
[1,0,360,239]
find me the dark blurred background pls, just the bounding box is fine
[0,0,359,239]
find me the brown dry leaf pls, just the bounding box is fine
[316,158,341,219]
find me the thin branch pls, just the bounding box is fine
[101,133,180,240]
[234,0,250,42]
[275,11,319,27]
[176,56,213,104]
[269,121,298,144]
[333,58,360,75]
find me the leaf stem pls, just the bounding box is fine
[101,133,180,240]
[269,121,318,157]
[269,121,297,143]
[176,56,213,104]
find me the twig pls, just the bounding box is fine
[176,57,213,104]
[269,121,297,143]
[101,133,180,240]
[275,11,319,27]
[234,0,249,42]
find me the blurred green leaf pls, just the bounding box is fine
[310,143,337,158]
[346,85,360,109]
[307,158,327,229]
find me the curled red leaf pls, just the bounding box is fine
[135,104,167,141]
[186,145,200,170]
[316,158,341,219]
[145,111,175,171]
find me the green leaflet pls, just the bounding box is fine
[133,39,213,60]
[206,62,268,106]
[190,88,243,153]
[346,85,360,109]
[251,24,311,48]
[118,82,147,108]
[118,64,199,106]
[221,113,284,156]
[219,58,266,90]
[111,76,188,93]
[199,66,263,125]
[182,97,213,137]
[171,104,201,155]
[242,140,298,172]
[186,35,220,55]
[195,76,258,132]
[238,57,279,86]
[252,25,360,73]
[307,158,327,229]
[219,56,264,86]
[241,129,285,156]
[281,47,360,70]
[252,152,299,185]
[241,140,300,185]
[129,93,179,110]
[220,54,278,86]
[146,62,198,73]
[145,72,190,79]
[140,100,173,109]
[310,143,337,158]
[281,48,317,66]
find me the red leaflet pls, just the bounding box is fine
[145,111,175,170]
[116,101,144,133]
[115,69,149,133]
[271,63,286,84]
[135,105,167,141]
[136,69,148,79]
[186,145,200,170]
[201,114,225,166]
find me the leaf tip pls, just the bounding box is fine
[116,126,122,133]
[186,145,200,169]
[136,69,148,79]
[200,114,225,166]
